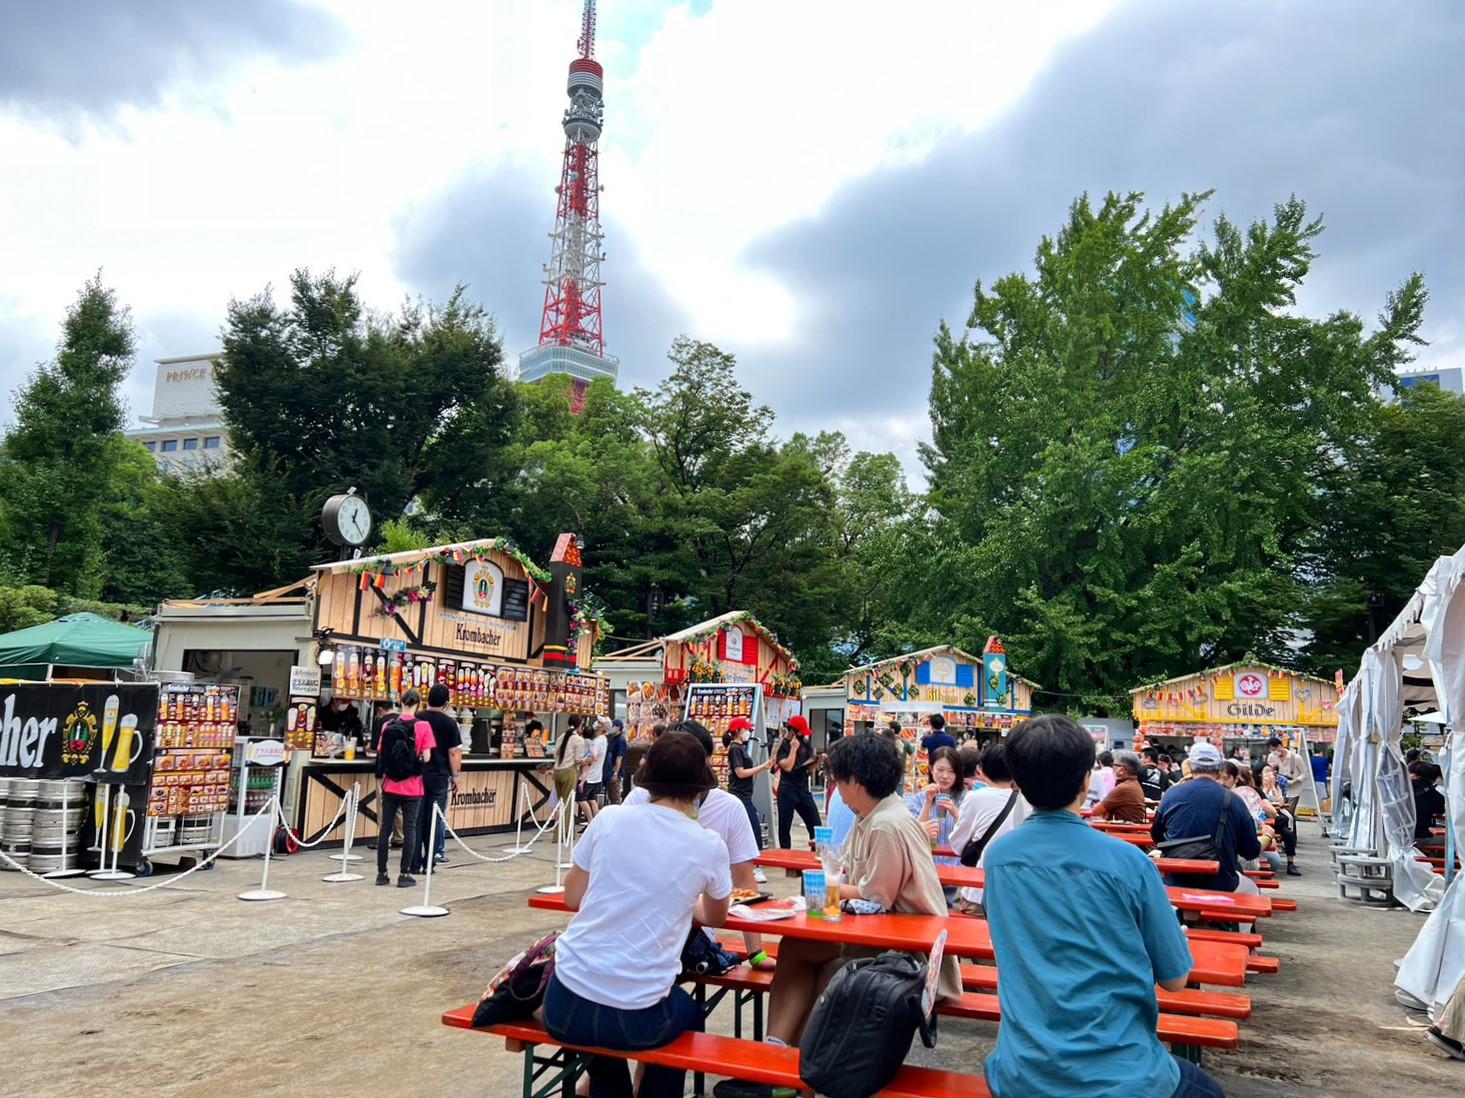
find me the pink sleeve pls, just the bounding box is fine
[416,720,436,752]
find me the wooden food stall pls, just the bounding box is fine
[295,533,608,843]
[595,611,802,788]
[841,640,1037,787]
[1130,661,1341,759]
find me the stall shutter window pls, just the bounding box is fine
[1213,678,1234,701]
[955,664,976,689]
[1270,677,1291,702]
[916,663,931,685]
[501,579,530,622]
[443,565,466,608]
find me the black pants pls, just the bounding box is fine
[1273,809,1297,858]
[378,792,420,878]
[777,784,821,849]
[413,784,450,872]
[733,791,764,851]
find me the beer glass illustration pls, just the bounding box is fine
[92,788,108,848]
[95,694,121,772]
[110,714,143,774]
[111,789,136,849]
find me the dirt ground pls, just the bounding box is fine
[0,821,1459,1097]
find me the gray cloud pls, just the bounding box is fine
[734,0,1465,448]
[0,0,344,120]
[391,162,690,390]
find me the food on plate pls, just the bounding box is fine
[730,887,765,903]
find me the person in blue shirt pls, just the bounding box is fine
[918,712,957,755]
[983,714,1223,1098]
[1152,741,1263,895]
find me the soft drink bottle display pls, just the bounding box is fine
[375,656,387,698]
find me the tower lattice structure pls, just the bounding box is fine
[518,0,619,412]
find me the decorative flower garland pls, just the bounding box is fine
[372,581,438,617]
[673,610,801,673]
[566,595,606,655]
[351,537,553,590]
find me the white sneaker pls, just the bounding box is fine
[753,868,768,884]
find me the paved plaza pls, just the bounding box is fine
[0,823,1458,1096]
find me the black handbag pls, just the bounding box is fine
[471,932,558,1028]
[960,791,1018,867]
[680,927,742,977]
[799,951,936,1098]
[1154,793,1229,864]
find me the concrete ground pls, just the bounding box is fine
[0,821,1459,1097]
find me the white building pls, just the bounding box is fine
[125,353,230,471]
[1378,365,1465,402]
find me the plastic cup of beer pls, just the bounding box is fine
[803,870,825,919]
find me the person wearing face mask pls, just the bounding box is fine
[724,717,775,851]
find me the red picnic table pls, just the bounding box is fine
[526,894,1250,987]
[753,850,1265,922]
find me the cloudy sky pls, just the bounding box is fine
[3,0,1462,479]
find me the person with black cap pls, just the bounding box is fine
[774,715,823,849]
[411,683,462,873]
[545,732,732,1098]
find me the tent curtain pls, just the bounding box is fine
[1392,550,1465,1008]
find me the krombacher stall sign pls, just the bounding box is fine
[0,683,157,784]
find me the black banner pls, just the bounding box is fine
[0,682,157,784]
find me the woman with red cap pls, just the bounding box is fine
[724,716,774,851]
[774,715,823,849]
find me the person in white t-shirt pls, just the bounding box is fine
[546,732,732,1098]
[948,743,1029,912]
[577,721,606,826]
[626,720,774,970]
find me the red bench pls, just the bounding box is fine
[958,965,1252,1021]
[442,1012,988,1097]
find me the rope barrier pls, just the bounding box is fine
[273,793,352,850]
[0,799,277,897]
[436,802,533,865]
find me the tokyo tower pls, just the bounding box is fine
[517,0,619,412]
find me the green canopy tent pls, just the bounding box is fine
[0,612,152,681]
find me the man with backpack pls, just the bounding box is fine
[412,684,463,873]
[376,688,436,888]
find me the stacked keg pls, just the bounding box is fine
[30,781,87,874]
[1,778,39,870]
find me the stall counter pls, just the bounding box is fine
[293,756,553,845]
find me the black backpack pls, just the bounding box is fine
[799,951,936,1098]
[381,718,423,783]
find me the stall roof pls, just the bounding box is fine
[599,611,795,666]
[0,612,152,670]
[310,537,544,575]
[842,644,1041,689]
[1131,660,1338,695]
[161,578,310,609]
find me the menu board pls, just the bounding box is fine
[625,678,681,743]
[684,684,761,788]
[150,684,239,817]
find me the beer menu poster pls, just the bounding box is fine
[0,682,157,784]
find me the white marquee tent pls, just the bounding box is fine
[1336,548,1465,1013]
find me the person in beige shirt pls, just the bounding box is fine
[761,733,963,1045]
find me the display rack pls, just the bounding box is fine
[138,683,238,872]
[684,683,761,788]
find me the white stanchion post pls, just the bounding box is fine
[323,784,365,883]
[334,781,364,862]
[44,778,88,879]
[536,799,570,895]
[558,800,576,870]
[401,804,449,918]
[504,783,536,856]
[240,778,286,902]
[90,783,135,882]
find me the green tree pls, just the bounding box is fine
[916,191,1425,709]
[200,270,518,592]
[95,438,190,604]
[1303,384,1465,671]
[0,275,135,594]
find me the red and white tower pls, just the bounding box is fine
[518,0,619,412]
